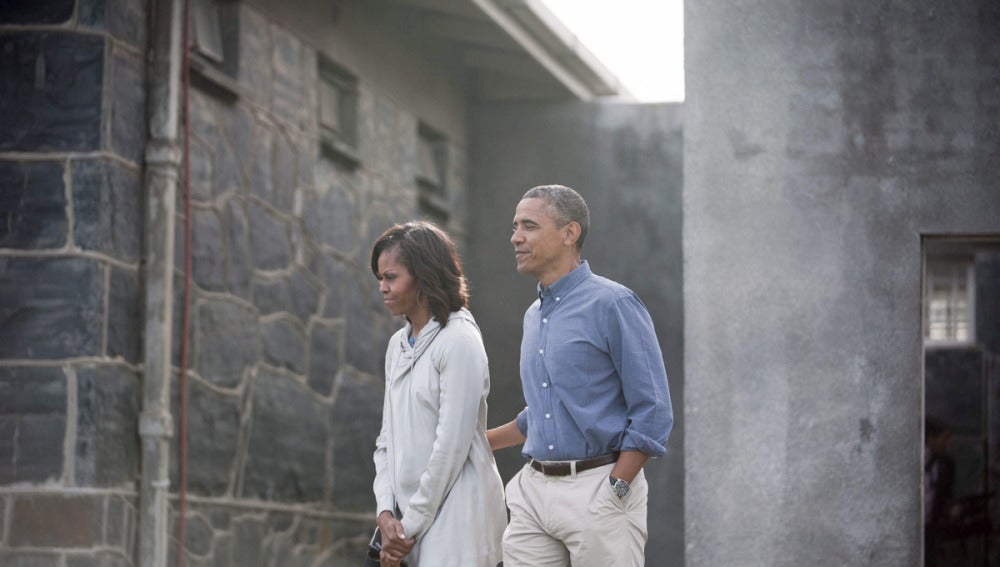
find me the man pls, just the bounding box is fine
[487,184,673,567]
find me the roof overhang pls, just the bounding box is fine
[385,0,630,101]
[471,0,628,100]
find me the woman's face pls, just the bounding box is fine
[376,245,423,320]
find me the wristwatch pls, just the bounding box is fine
[609,475,630,499]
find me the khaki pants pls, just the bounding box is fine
[502,461,648,567]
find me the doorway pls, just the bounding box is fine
[923,237,1000,566]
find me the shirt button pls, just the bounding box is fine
[555,297,561,302]
[538,348,544,355]
[545,413,551,419]
[542,318,548,324]
[548,445,554,450]
[542,382,548,388]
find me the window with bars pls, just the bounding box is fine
[188,0,239,96]
[317,56,359,166]
[416,123,449,226]
[925,256,975,344]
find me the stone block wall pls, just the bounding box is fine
[0,0,146,564]
[167,3,471,565]
[1,1,472,565]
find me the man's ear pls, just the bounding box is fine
[562,221,582,247]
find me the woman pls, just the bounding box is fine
[370,221,506,567]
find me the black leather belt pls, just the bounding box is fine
[529,452,619,476]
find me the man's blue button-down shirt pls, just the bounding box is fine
[515,261,673,461]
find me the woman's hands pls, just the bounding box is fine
[377,510,415,567]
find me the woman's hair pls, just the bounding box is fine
[370,221,469,327]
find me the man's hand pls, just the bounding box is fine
[377,510,414,565]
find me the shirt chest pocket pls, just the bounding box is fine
[547,340,616,394]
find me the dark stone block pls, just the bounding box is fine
[272,132,297,213]
[0,365,66,414]
[188,137,214,203]
[288,268,320,323]
[212,533,232,567]
[0,418,14,478]
[0,161,67,249]
[251,274,287,316]
[302,178,358,254]
[195,298,259,389]
[66,556,96,567]
[189,89,219,152]
[209,509,231,530]
[215,140,242,198]
[313,253,356,319]
[221,104,254,184]
[242,368,327,502]
[110,51,145,163]
[9,494,103,547]
[105,495,127,549]
[250,126,273,203]
[298,137,315,189]
[0,1,74,24]
[167,381,240,497]
[0,552,62,567]
[232,516,265,567]
[14,414,66,483]
[0,366,66,482]
[330,373,382,511]
[261,317,305,374]
[290,224,317,272]
[247,202,291,271]
[79,0,148,49]
[191,209,225,292]
[180,513,214,558]
[224,201,252,299]
[0,33,103,152]
[343,284,380,376]
[307,323,341,397]
[0,257,104,359]
[75,365,140,487]
[72,159,142,264]
[67,552,129,567]
[107,266,140,363]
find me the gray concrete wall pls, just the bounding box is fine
[684,1,1000,565]
[468,101,685,565]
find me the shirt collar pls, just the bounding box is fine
[537,260,591,301]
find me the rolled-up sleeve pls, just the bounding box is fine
[515,406,529,437]
[609,294,673,457]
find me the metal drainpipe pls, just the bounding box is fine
[139,0,183,565]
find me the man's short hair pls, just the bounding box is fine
[522,184,590,251]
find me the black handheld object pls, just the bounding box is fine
[365,527,409,567]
